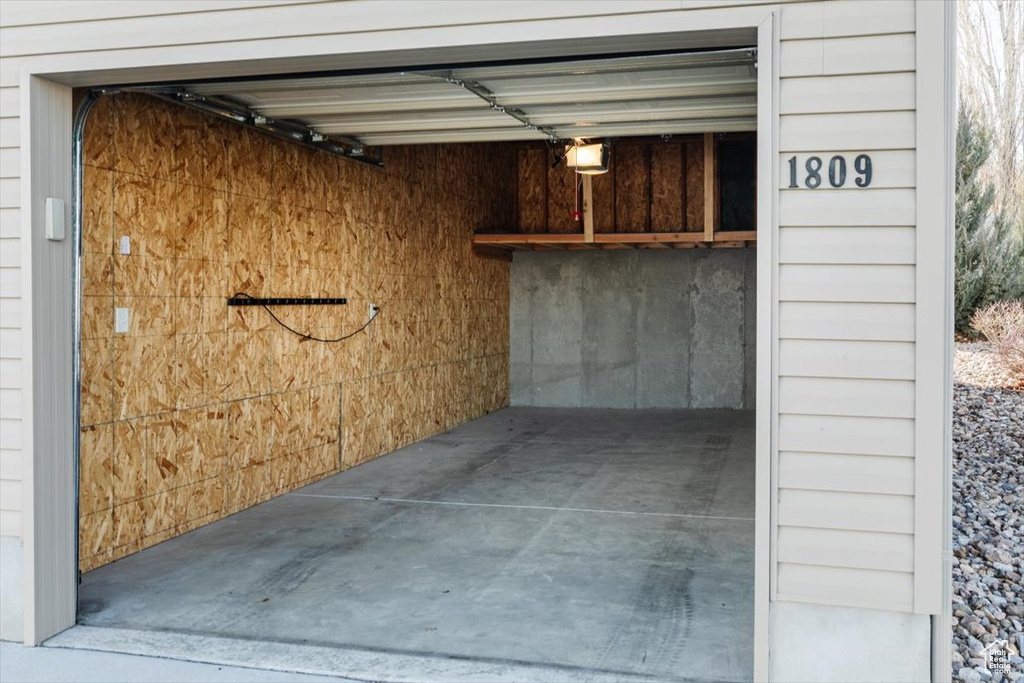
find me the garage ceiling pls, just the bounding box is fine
[183,48,757,147]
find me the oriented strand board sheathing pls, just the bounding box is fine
[614,145,650,232]
[684,140,705,232]
[650,144,684,231]
[592,159,616,234]
[513,137,741,235]
[79,92,513,572]
[546,155,579,234]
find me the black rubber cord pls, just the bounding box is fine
[231,292,379,343]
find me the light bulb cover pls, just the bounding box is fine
[565,142,609,175]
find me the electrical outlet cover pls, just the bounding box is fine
[119,236,131,255]
[115,307,130,333]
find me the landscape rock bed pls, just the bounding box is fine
[953,343,1024,683]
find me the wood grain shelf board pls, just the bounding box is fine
[473,230,756,251]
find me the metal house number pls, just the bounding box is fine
[787,154,872,189]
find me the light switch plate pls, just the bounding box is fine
[119,236,131,255]
[115,307,130,334]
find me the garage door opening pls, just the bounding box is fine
[71,47,760,682]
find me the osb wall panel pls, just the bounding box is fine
[614,145,649,232]
[516,147,547,231]
[79,93,513,571]
[512,137,756,234]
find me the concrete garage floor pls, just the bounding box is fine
[68,408,755,682]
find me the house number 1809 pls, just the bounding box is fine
[787,154,872,189]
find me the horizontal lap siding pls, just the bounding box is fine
[780,414,915,457]
[0,76,20,539]
[780,226,915,264]
[777,563,914,612]
[0,1,318,27]
[779,264,915,302]
[778,527,914,572]
[776,0,916,610]
[780,301,915,341]
[780,377,914,419]
[779,451,915,496]
[0,1,688,57]
[779,340,915,379]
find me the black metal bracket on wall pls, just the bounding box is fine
[227,297,348,306]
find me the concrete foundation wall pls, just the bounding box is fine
[770,601,931,682]
[510,249,755,409]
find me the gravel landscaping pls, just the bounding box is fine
[953,342,1024,683]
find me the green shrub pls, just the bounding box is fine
[955,104,1024,335]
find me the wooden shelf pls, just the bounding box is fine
[480,130,757,260]
[472,230,756,257]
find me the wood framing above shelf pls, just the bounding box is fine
[472,230,757,259]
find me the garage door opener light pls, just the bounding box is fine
[565,142,609,175]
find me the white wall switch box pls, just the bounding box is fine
[119,236,131,255]
[115,307,130,334]
[45,198,65,241]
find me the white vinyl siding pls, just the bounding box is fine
[0,1,692,58]
[779,340,915,380]
[779,226,916,264]
[779,377,915,419]
[777,563,914,612]
[779,264,915,303]
[775,0,918,610]
[779,451,915,496]
[779,301,916,341]
[0,1,317,27]
[780,112,915,152]
[779,189,916,226]
[0,73,21,539]
[777,527,914,573]
[779,73,916,114]
[780,414,916,458]
[779,33,915,78]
